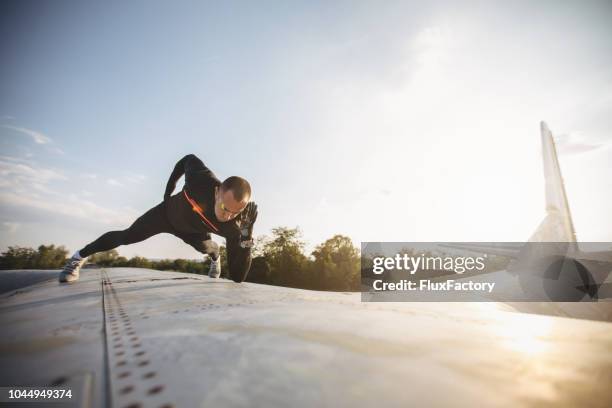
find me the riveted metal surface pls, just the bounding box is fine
[2,267,612,408]
[102,270,173,408]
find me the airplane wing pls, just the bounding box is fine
[1,267,612,407]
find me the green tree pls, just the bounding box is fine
[172,259,189,272]
[311,235,360,290]
[154,259,172,270]
[88,249,120,266]
[0,246,37,269]
[127,256,152,269]
[33,244,68,269]
[262,227,308,287]
[114,256,129,267]
[185,260,206,275]
[0,245,68,269]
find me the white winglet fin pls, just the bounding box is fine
[529,121,577,245]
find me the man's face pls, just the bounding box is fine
[214,187,248,222]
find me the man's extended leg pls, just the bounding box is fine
[59,202,174,282]
[79,202,174,257]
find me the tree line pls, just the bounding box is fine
[0,227,361,291]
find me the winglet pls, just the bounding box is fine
[529,121,578,244]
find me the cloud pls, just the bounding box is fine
[107,174,146,187]
[555,132,607,155]
[50,147,65,155]
[0,156,136,226]
[0,156,66,185]
[107,178,125,187]
[0,191,136,225]
[1,125,52,144]
[124,173,146,184]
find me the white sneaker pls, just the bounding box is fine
[208,257,221,278]
[59,256,87,283]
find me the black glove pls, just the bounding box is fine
[238,202,258,246]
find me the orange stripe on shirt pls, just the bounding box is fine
[183,190,219,232]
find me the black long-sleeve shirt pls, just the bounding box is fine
[164,154,252,282]
[164,154,242,243]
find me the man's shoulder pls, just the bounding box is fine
[196,172,221,187]
[185,164,220,187]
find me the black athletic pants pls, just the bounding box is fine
[79,201,252,282]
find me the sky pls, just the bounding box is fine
[1,0,611,260]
